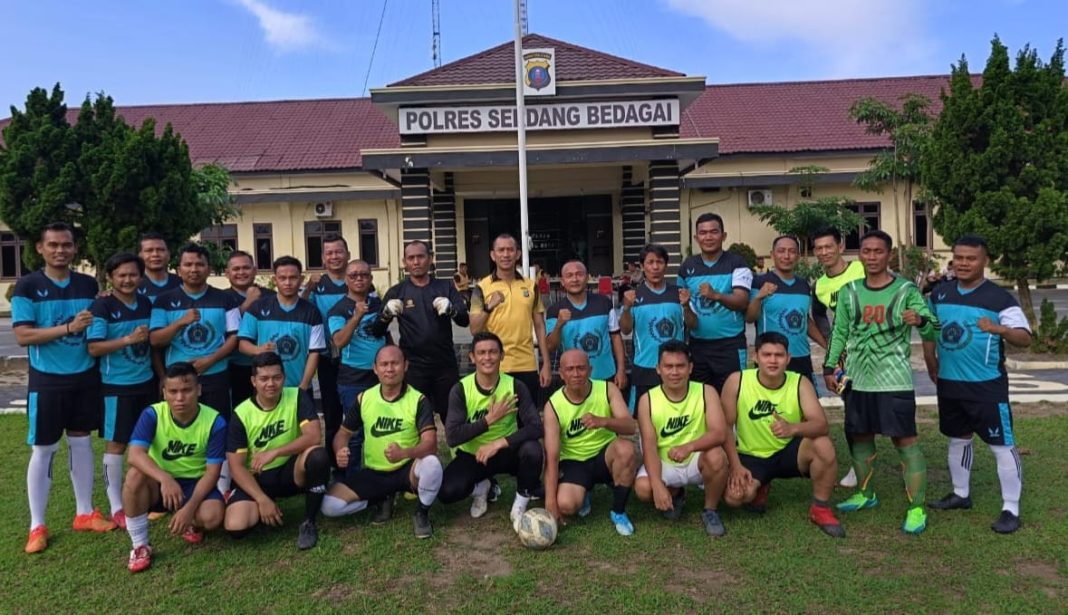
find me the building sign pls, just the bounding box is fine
[398,99,680,135]
[523,48,556,96]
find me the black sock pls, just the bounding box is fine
[305,490,325,523]
[611,485,631,514]
[812,498,830,508]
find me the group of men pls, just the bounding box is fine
[14,213,1031,571]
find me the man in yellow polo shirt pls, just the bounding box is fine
[470,234,552,404]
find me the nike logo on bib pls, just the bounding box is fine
[565,418,587,439]
[161,439,196,461]
[254,420,287,448]
[370,416,404,438]
[659,415,691,438]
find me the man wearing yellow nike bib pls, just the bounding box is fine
[544,349,638,536]
[720,332,845,538]
[634,341,730,537]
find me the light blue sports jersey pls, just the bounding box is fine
[328,296,386,374]
[136,273,181,304]
[150,286,241,376]
[238,295,326,387]
[546,293,620,380]
[12,270,98,386]
[87,294,155,387]
[309,273,348,322]
[678,252,752,340]
[224,286,276,367]
[750,272,813,358]
[630,283,686,370]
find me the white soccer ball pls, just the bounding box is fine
[517,508,557,550]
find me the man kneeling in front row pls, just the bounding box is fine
[320,345,442,539]
[721,332,845,537]
[123,362,227,572]
[224,352,331,550]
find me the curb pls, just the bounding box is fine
[1005,358,1068,370]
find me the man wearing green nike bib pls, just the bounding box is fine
[720,332,845,538]
[544,349,638,536]
[224,352,331,550]
[634,340,730,537]
[440,331,544,531]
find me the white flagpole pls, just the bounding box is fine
[513,0,530,277]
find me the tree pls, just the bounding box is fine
[850,93,935,266]
[0,85,237,282]
[922,37,1068,324]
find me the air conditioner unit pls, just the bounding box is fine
[313,202,333,217]
[799,186,813,199]
[747,189,773,208]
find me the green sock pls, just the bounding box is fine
[898,443,927,507]
[852,439,877,497]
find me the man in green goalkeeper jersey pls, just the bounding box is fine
[823,230,939,535]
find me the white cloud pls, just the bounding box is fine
[234,0,327,52]
[663,0,933,77]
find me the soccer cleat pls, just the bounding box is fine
[836,492,879,512]
[25,525,48,554]
[510,498,530,533]
[112,510,127,530]
[991,510,1021,534]
[297,520,318,550]
[902,506,927,535]
[182,526,204,545]
[73,508,118,532]
[745,483,771,514]
[372,496,395,525]
[701,509,726,537]
[929,493,973,511]
[838,467,858,488]
[610,511,634,536]
[809,504,846,538]
[578,491,592,518]
[128,545,153,573]
[147,511,167,522]
[470,480,490,519]
[413,507,433,539]
[663,489,686,521]
[488,479,502,503]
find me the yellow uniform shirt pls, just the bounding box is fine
[471,273,544,373]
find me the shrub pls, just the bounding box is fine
[727,242,758,269]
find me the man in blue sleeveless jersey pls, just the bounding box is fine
[224,250,275,408]
[15,222,115,554]
[150,244,241,418]
[238,256,325,390]
[620,244,696,409]
[136,232,181,304]
[745,235,826,381]
[87,252,160,529]
[305,234,350,466]
[677,213,753,393]
[922,235,1032,534]
[546,259,627,391]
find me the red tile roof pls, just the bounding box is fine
[390,33,684,87]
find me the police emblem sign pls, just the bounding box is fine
[523,48,556,96]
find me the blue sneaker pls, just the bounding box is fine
[578,492,592,518]
[610,511,634,536]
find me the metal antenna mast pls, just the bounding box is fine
[431,0,442,67]
[519,0,528,35]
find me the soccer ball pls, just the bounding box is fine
[516,508,557,550]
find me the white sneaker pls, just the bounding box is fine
[839,467,858,488]
[470,479,490,518]
[510,494,530,532]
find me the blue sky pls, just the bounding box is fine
[2,0,1065,112]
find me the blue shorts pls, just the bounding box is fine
[150,477,224,513]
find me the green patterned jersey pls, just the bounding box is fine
[823,276,938,392]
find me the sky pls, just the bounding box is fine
[2,0,1065,112]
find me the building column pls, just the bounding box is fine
[432,172,457,277]
[647,160,682,277]
[401,168,432,247]
[620,166,646,266]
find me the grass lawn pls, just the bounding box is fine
[0,407,1065,614]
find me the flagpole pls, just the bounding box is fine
[513,0,530,277]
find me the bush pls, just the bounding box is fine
[890,245,939,284]
[1030,298,1068,354]
[794,259,824,282]
[727,242,758,269]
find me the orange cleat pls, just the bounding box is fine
[25,525,48,554]
[73,509,118,532]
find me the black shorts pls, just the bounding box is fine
[28,387,99,446]
[199,372,233,420]
[228,457,303,503]
[786,356,814,383]
[937,396,1016,446]
[407,363,459,422]
[690,336,748,393]
[844,390,917,438]
[228,363,254,410]
[629,366,660,411]
[507,370,545,410]
[100,386,158,444]
[150,477,224,513]
[559,446,614,491]
[339,461,413,502]
[737,437,805,485]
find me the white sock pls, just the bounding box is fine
[320,495,368,517]
[217,459,231,494]
[126,513,149,548]
[472,479,491,499]
[68,436,95,515]
[990,445,1023,516]
[413,456,443,507]
[511,493,531,517]
[103,453,124,515]
[27,443,59,530]
[947,437,973,498]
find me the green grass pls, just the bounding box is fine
[0,410,1065,614]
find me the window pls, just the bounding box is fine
[913,201,931,249]
[200,224,238,252]
[845,202,880,250]
[358,219,379,267]
[254,224,273,271]
[0,232,23,279]
[304,220,342,269]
